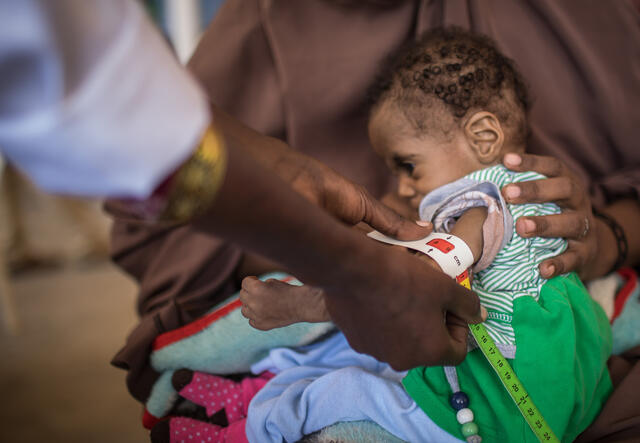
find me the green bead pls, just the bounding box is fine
[461,422,479,437]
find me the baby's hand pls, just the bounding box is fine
[239,277,330,330]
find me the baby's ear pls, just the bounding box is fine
[464,111,504,164]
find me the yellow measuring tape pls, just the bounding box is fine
[456,270,560,443]
[366,230,560,442]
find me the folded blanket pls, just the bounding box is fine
[144,272,335,426]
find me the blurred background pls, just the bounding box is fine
[0,1,223,441]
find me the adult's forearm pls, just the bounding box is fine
[210,107,311,186]
[183,115,485,369]
[195,142,374,288]
[208,103,430,241]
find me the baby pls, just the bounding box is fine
[241,27,612,442]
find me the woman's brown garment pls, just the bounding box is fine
[108,1,640,439]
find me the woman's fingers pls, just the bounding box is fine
[356,186,432,240]
[444,312,472,361]
[516,213,595,279]
[503,153,567,178]
[539,242,584,279]
[502,152,598,278]
[443,285,487,326]
[515,212,592,239]
[503,176,583,208]
[503,153,584,209]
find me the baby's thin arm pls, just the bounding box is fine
[416,207,488,270]
[240,277,330,330]
[240,208,487,331]
[449,207,487,264]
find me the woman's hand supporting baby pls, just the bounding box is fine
[501,153,640,281]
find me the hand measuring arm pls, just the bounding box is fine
[368,231,560,443]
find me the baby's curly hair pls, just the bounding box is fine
[369,27,530,145]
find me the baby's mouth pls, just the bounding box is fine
[410,196,424,210]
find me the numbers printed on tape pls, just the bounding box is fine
[366,231,559,442]
[467,317,559,442]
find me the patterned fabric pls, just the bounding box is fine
[403,274,612,442]
[422,165,566,346]
[144,272,335,423]
[168,416,248,443]
[176,372,272,423]
[404,165,611,442]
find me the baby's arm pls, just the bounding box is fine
[414,207,487,271]
[240,207,487,330]
[239,277,330,330]
[444,206,486,264]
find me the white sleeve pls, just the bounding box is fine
[0,0,210,198]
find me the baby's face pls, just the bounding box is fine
[369,102,481,210]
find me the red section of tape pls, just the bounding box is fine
[456,270,470,284]
[427,238,455,254]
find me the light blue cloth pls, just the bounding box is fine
[246,332,463,443]
[611,275,640,355]
[419,177,513,255]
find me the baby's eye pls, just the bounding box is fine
[392,156,416,177]
[398,162,415,176]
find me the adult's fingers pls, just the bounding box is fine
[442,312,472,364]
[442,285,486,325]
[538,243,584,279]
[419,311,474,366]
[515,212,591,239]
[502,177,583,208]
[358,188,432,240]
[503,153,568,178]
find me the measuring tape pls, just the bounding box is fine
[456,271,560,443]
[367,231,560,442]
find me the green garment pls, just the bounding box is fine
[403,274,612,442]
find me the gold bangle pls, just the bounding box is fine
[160,125,228,223]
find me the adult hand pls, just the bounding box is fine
[210,109,480,368]
[213,107,430,241]
[288,155,431,241]
[501,153,600,280]
[324,244,485,370]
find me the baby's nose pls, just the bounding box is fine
[397,177,416,198]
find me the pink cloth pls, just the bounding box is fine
[169,417,248,443]
[110,0,640,406]
[177,372,273,423]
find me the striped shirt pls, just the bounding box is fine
[463,165,566,346]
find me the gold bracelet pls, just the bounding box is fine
[159,125,228,223]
